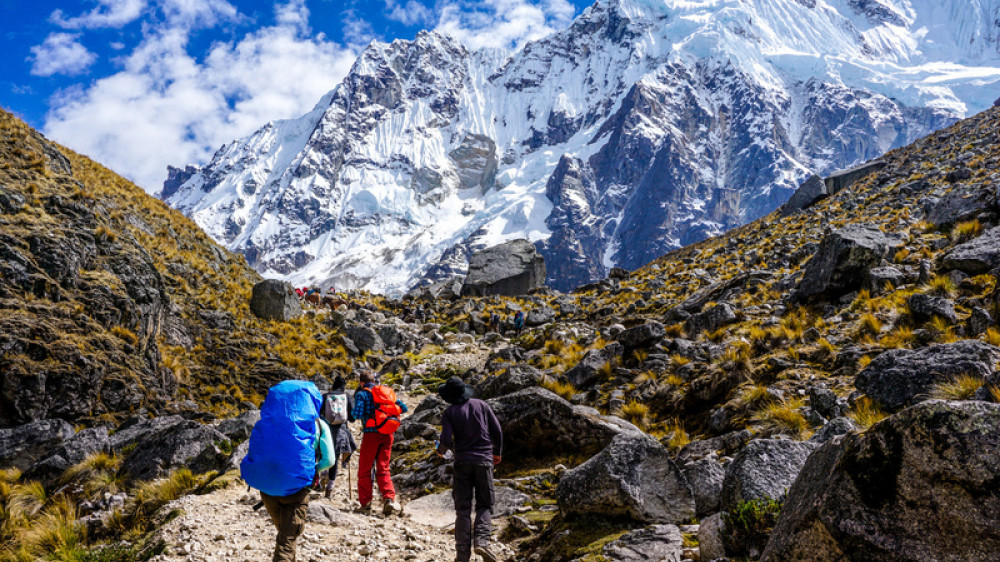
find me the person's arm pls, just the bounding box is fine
[351,389,369,422]
[486,405,503,465]
[437,411,454,455]
[396,399,408,414]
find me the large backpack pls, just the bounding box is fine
[323,392,349,425]
[241,380,326,497]
[364,384,402,435]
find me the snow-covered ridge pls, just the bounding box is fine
[163,0,1000,295]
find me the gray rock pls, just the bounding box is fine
[941,226,1000,275]
[867,266,906,294]
[0,419,75,470]
[489,387,640,464]
[808,387,843,419]
[685,303,737,336]
[344,324,384,354]
[762,400,1000,562]
[855,340,1000,411]
[120,419,229,481]
[406,276,464,301]
[109,415,186,453]
[823,160,886,195]
[564,343,623,389]
[24,427,110,483]
[907,293,957,323]
[557,433,695,524]
[793,224,904,303]
[478,364,545,399]
[249,279,302,321]
[720,439,819,512]
[926,187,992,227]
[602,524,683,562]
[699,512,727,562]
[227,440,250,472]
[525,305,556,326]
[809,417,857,443]
[616,321,666,349]
[461,239,546,297]
[682,456,726,517]
[968,307,994,337]
[215,409,260,443]
[781,175,827,215]
[307,503,365,526]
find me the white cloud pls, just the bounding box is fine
[51,0,147,30]
[157,0,239,29]
[29,33,98,76]
[434,0,575,50]
[43,2,356,192]
[385,0,434,27]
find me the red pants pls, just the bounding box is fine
[357,432,395,506]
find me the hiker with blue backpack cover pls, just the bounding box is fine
[241,380,335,562]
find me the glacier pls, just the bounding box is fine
[162,0,1000,295]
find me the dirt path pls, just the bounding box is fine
[149,390,513,562]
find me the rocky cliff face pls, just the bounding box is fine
[163,0,1000,294]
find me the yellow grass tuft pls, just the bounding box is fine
[540,379,576,401]
[932,375,983,400]
[849,397,886,429]
[951,219,983,243]
[621,401,650,430]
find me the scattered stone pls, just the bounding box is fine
[0,419,75,471]
[685,303,737,336]
[792,224,904,303]
[557,433,695,524]
[720,439,819,512]
[762,400,1000,562]
[698,513,727,562]
[906,293,957,323]
[855,340,1000,411]
[616,321,666,349]
[601,524,683,562]
[941,226,1000,275]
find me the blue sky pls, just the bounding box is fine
[0,0,591,191]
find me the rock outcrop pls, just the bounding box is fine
[941,227,1000,275]
[249,279,302,321]
[601,524,683,562]
[720,439,818,512]
[762,400,1000,561]
[0,419,75,471]
[120,419,229,481]
[855,340,1000,411]
[461,240,547,297]
[557,433,695,524]
[793,224,904,303]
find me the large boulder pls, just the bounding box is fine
[525,305,556,327]
[681,456,726,517]
[215,409,261,443]
[602,525,683,562]
[344,324,384,354]
[761,400,1000,562]
[488,388,639,462]
[557,433,695,524]
[926,188,993,228]
[249,280,301,321]
[792,224,904,303]
[461,239,546,297]
[941,226,1000,275]
[781,175,827,216]
[563,343,623,389]
[616,321,666,349]
[906,293,957,324]
[24,427,110,483]
[120,419,229,481]
[720,439,819,512]
[0,419,75,470]
[478,364,545,399]
[685,303,738,336]
[108,415,185,453]
[855,340,1000,411]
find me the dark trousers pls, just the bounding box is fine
[260,486,310,562]
[453,462,495,562]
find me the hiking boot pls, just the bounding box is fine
[474,544,499,562]
[355,503,372,515]
[324,485,333,499]
[382,499,401,516]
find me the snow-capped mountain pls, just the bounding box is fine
[162,0,1000,294]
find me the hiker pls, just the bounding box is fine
[351,370,408,515]
[513,310,524,336]
[241,380,335,562]
[488,312,500,332]
[436,377,503,562]
[320,375,357,498]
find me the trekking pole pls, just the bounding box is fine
[347,460,353,503]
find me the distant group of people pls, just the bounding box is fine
[487,310,524,336]
[294,286,336,299]
[241,371,502,562]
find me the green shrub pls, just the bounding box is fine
[724,496,784,556]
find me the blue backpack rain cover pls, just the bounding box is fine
[241,380,323,497]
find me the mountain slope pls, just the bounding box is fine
[163,0,1000,294]
[0,109,353,426]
